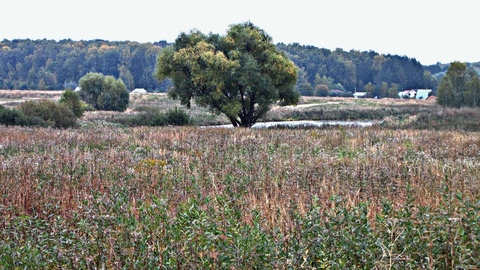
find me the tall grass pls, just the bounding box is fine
[5,90,480,131]
[0,125,479,268]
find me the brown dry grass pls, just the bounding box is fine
[0,90,63,107]
[1,125,478,232]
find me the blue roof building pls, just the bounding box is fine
[416,89,432,100]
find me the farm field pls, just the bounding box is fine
[0,90,479,268]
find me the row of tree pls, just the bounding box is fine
[1,38,462,96]
[278,43,437,97]
[437,62,480,107]
[0,39,169,91]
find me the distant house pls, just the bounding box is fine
[398,89,416,99]
[415,89,432,100]
[398,89,433,99]
[353,92,367,98]
[131,88,147,94]
[74,87,81,92]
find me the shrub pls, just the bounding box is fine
[109,107,191,127]
[18,100,77,128]
[59,89,84,117]
[315,84,329,97]
[164,107,191,126]
[78,72,129,112]
[0,105,25,126]
[0,105,48,127]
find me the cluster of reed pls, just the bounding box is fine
[0,125,478,268]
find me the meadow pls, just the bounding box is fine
[0,91,479,268]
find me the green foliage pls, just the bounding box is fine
[0,105,49,127]
[59,89,84,117]
[79,72,129,111]
[315,84,329,97]
[112,107,191,127]
[437,77,456,106]
[0,127,479,268]
[1,191,478,268]
[464,68,480,107]
[0,105,27,126]
[298,82,314,96]
[437,61,480,108]
[364,82,374,97]
[97,76,130,111]
[18,99,77,128]
[164,107,191,126]
[277,43,432,94]
[156,22,299,127]
[78,72,104,107]
[3,38,475,96]
[0,39,167,91]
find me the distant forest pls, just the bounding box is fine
[1,38,478,97]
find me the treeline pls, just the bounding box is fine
[2,38,475,96]
[0,39,171,91]
[278,43,445,97]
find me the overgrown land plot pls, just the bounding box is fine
[1,123,479,268]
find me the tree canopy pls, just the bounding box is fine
[78,72,130,112]
[59,89,84,117]
[437,61,480,107]
[0,39,168,91]
[155,22,299,127]
[2,38,479,98]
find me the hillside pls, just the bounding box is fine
[1,39,477,96]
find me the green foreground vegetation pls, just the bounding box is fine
[0,92,479,268]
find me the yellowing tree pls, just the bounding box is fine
[155,22,299,127]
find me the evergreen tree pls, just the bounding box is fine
[436,62,471,107]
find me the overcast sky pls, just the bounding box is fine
[1,0,478,65]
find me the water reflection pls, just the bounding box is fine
[210,120,382,129]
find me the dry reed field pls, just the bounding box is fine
[0,90,63,107]
[1,124,479,268]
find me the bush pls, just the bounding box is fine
[164,107,191,126]
[128,110,167,127]
[18,100,77,128]
[0,105,47,127]
[110,107,191,127]
[59,89,84,117]
[315,84,329,97]
[0,105,25,126]
[79,72,129,112]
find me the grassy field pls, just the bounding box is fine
[0,90,479,268]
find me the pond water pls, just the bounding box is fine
[210,120,382,129]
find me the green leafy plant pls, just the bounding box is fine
[18,99,77,128]
[59,89,84,117]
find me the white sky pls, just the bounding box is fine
[1,0,478,65]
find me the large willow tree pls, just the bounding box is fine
[155,22,299,127]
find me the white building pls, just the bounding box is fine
[131,88,147,94]
[415,89,432,99]
[398,90,416,99]
[353,92,367,98]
